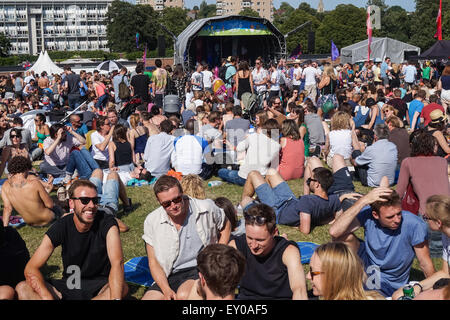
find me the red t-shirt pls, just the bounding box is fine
[421,103,444,126]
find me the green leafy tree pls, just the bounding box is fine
[375,6,412,43]
[239,8,260,18]
[197,1,217,18]
[106,0,158,52]
[0,32,11,57]
[410,0,450,51]
[297,2,317,16]
[278,9,321,55]
[158,7,193,50]
[315,4,367,54]
[273,2,295,29]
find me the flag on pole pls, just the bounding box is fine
[136,33,140,48]
[367,7,373,61]
[143,44,147,66]
[434,0,442,40]
[331,40,339,61]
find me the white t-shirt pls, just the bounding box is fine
[252,68,268,93]
[171,135,206,176]
[270,70,280,91]
[90,131,110,161]
[191,72,203,91]
[292,67,303,86]
[329,129,353,159]
[302,67,319,86]
[202,70,213,88]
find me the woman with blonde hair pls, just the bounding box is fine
[317,64,338,119]
[308,242,384,300]
[180,174,206,199]
[389,63,402,88]
[381,104,399,121]
[324,111,359,169]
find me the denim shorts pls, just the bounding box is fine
[89,177,119,212]
[244,181,296,216]
[217,168,246,186]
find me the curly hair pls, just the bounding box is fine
[330,111,351,131]
[180,174,205,199]
[410,129,436,157]
[7,156,32,174]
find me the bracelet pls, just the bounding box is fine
[412,283,423,293]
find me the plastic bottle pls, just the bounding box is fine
[208,180,223,187]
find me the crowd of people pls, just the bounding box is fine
[0,54,449,301]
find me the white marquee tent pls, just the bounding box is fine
[29,50,64,75]
[340,37,421,64]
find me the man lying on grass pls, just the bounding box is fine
[240,167,356,234]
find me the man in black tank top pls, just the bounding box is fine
[229,204,308,300]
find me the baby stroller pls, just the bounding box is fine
[240,92,258,121]
[119,96,142,120]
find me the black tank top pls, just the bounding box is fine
[322,79,337,95]
[114,140,133,166]
[235,234,298,300]
[427,128,447,158]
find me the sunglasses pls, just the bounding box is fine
[422,215,435,222]
[10,135,20,138]
[71,197,100,205]
[309,267,324,279]
[306,178,317,185]
[160,195,183,208]
[244,212,267,226]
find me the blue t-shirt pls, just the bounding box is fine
[408,99,424,130]
[66,122,89,138]
[357,207,428,297]
[281,194,341,228]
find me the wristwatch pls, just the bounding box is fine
[412,282,423,293]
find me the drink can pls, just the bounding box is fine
[403,285,414,298]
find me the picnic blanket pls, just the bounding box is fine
[124,242,320,287]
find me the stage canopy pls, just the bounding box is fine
[29,50,64,75]
[340,37,421,64]
[175,15,285,70]
[419,40,450,59]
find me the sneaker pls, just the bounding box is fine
[123,198,133,213]
[62,174,72,185]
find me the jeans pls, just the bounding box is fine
[40,162,66,177]
[68,94,81,110]
[95,94,109,110]
[66,149,100,179]
[89,176,119,213]
[217,169,246,186]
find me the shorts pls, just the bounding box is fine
[328,167,355,195]
[146,266,198,293]
[244,181,295,217]
[48,277,108,300]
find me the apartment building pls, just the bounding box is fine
[216,0,274,21]
[136,0,184,12]
[0,0,112,55]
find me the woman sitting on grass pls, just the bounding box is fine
[108,124,135,172]
[308,242,384,300]
[0,128,29,177]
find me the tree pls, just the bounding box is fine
[410,0,450,51]
[239,8,260,18]
[278,9,321,55]
[106,1,159,52]
[273,2,295,29]
[297,2,317,16]
[0,32,11,57]
[197,1,217,18]
[375,6,412,43]
[158,7,193,49]
[315,4,367,54]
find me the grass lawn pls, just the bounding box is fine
[11,172,442,300]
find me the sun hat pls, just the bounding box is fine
[430,109,447,124]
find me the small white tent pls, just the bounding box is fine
[340,37,421,64]
[29,50,64,75]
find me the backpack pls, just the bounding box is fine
[118,75,131,100]
[219,65,232,84]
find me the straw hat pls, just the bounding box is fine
[430,109,447,124]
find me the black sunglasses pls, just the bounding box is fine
[244,212,267,226]
[10,134,20,138]
[71,197,100,205]
[160,195,183,208]
[306,178,317,185]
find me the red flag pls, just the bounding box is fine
[434,0,442,40]
[367,7,373,61]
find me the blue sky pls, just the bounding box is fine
[128,0,416,11]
